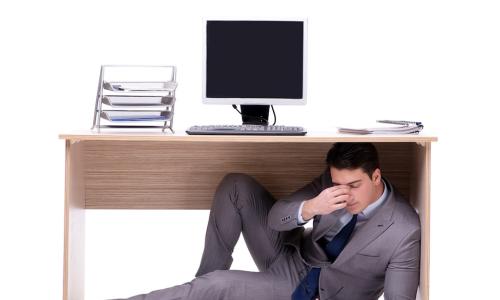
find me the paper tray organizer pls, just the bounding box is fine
[92,65,177,133]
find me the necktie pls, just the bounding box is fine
[291,214,358,300]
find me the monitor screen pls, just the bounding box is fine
[203,20,307,105]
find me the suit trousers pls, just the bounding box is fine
[117,173,309,300]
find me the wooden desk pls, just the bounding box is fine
[60,132,437,300]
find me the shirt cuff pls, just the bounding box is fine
[297,201,308,225]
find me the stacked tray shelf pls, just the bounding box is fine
[92,65,177,133]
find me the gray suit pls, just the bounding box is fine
[268,170,421,299]
[117,171,420,300]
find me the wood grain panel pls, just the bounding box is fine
[84,141,414,209]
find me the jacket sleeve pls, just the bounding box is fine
[383,227,421,300]
[267,168,331,231]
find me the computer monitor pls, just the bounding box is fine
[203,19,307,125]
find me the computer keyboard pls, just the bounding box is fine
[186,125,307,136]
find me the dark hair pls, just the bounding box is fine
[326,143,380,177]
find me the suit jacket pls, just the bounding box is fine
[268,169,421,300]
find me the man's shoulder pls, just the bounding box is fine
[391,191,421,230]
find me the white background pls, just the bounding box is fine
[1,0,499,299]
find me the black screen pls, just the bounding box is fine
[206,21,304,99]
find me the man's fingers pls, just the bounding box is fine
[317,186,353,215]
[328,194,351,205]
[325,185,349,193]
[329,201,347,212]
[328,187,351,198]
[331,184,350,191]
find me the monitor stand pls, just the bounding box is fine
[240,105,269,125]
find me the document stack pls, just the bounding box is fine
[92,65,177,133]
[337,120,424,135]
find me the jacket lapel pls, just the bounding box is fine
[333,187,397,267]
[312,209,345,242]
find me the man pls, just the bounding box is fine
[117,142,420,300]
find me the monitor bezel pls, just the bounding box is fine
[202,18,308,105]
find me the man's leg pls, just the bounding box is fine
[196,173,287,276]
[118,269,296,300]
[113,173,308,300]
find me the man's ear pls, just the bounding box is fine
[371,168,382,184]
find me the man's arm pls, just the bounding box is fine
[384,227,421,300]
[267,169,330,231]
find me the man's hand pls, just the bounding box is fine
[301,185,352,221]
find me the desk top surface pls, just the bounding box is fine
[60,131,438,143]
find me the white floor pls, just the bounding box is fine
[85,210,386,300]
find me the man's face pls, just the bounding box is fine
[330,167,383,214]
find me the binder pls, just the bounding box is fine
[337,120,424,135]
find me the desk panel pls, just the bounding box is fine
[83,141,412,209]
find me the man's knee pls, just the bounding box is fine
[220,173,259,192]
[215,173,271,210]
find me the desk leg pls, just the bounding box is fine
[63,140,85,300]
[412,142,431,300]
